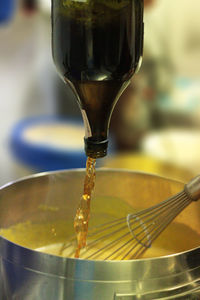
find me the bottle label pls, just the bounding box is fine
[81,109,92,138]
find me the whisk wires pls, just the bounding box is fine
[60,190,192,260]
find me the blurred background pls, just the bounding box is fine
[1,0,200,186]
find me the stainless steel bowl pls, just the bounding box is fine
[0,169,200,299]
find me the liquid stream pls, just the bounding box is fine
[73,157,96,258]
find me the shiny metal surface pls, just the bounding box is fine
[0,169,200,299]
[185,175,200,201]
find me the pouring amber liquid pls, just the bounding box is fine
[74,157,96,258]
[52,0,144,257]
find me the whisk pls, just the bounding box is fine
[60,175,200,260]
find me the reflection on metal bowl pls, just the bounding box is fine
[0,169,200,299]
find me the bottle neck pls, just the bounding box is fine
[84,137,108,159]
[71,80,130,158]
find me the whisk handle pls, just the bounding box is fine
[185,175,200,201]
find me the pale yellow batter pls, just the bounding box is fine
[1,219,199,260]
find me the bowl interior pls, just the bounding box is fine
[0,169,200,259]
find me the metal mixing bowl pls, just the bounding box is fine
[0,169,200,299]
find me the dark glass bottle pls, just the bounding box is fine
[52,0,144,158]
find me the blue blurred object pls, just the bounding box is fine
[10,117,87,172]
[0,0,15,24]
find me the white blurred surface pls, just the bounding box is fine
[144,0,200,78]
[142,129,200,174]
